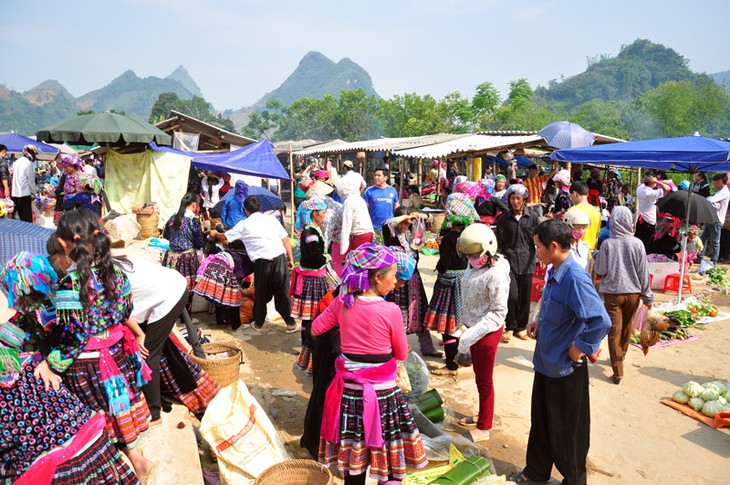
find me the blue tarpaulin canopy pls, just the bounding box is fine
[149,139,290,180]
[0,220,54,265]
[551,136,730,172]
[0,133,59,155]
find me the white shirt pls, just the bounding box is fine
[708,186,730,224]
[124,258,188,323]
[339,194,374,254]
[225,211,287,261]
[10,156,37,197]
[636,184,664,225]
[201,176,224,208]
[82,164,98,177]
[337,170,366,192]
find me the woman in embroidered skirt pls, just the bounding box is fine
[312,244,427,485]
[382,208,440,358]
[453,224,510,443]
[0,252,139,485]
[425,193,478,376]
[292,196,330,375]
[162,193,206,312]
[35,210,154,481]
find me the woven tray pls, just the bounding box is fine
[255,459,333,485]
[189,342,242,388]
[136,212,160,239]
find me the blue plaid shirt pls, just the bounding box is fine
[534,255,611,378]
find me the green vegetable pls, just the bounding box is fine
[672,390,690,404]
[701,400,725,418]
[703,382,726,397]
[707,267,730,287]
[701,388,720,402]
[663,310,697,327]
[683,381,704,398]
[688,397,705,411]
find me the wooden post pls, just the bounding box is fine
[634,167,642,231]
[417,158,423,196]
[436,160,443,206]
[289,144,295,239]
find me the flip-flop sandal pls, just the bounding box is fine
[456,416,478,428]
[285,324,301,334]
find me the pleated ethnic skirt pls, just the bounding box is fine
[424,271,464,335]
[163,248,203,290]
[62,342,150,449]
[318,382,428,482]
[290,274,329,321]
[194,256,243,307]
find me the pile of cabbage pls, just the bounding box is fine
[672,380,730,417]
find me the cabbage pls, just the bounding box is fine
[682,381,704,398]
[703,381,726,396]
[688,397,705,411]
[719,395,728,406]
[701,400,725,418]
[672,390,690,404]
[700,388,720,402]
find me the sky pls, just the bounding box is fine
[2,0,729,111]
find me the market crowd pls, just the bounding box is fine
[1,146,730,485]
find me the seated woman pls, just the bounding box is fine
[0,252,139,484]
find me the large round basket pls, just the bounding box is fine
[430,210,446,232]
[255,459,333,485]
[136,212,160,239]
[189,342,241,388]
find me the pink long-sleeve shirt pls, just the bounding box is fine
[312,295,408,361]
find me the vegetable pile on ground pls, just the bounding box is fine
[658,308,704,341]
[707,267,730,288]
[686,301,719,318]
[672,380,730,418]
[424,239,440,250]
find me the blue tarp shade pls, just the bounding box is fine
[149,139,290,180]
[552,136,730,172]
[486,155,533,170]
[0,220,54,265]
[0,133,58,154]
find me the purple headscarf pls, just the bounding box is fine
[340,243,397,307]
[234,180,249,204]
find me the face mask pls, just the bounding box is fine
[571,229,586,240]
[467,254,490,269]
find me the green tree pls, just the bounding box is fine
[334,89,380,141]
[494,79,564,130]
[148,92,180,124]
[571,99,630,139]
[436,92,474,133]
[472,82,501,130]
[376,93,441,137]
[148,93,236,132]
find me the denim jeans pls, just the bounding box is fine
[700,221,722,262]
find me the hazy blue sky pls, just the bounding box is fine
[2,0,728,110]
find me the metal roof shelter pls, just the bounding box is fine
[155,110,255,152]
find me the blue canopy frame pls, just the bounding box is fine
[0,133,58,155]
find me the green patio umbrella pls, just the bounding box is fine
[36,112,172,145]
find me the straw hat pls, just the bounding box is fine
[0,292,16,324]
[306,180,334,197]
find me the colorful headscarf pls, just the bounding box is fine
[1,252,58,309]
[78,172,103,195]
[234,180,249,203]
[654,214,678,241]
[687,224,700,234]
[454,180,482,201]
[341,243,396,307]
[442,193,479,231]
[391,247,416,281]
[59,154,83,170]
[295,194,328,232]
[553,169,571,188]
[479,177,495,195]
[495,174,506,182]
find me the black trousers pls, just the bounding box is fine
[506,272,532,333]
[12,195,32,222]
[139,290,188,421]
[253,254,295,327]
[634,220,655,254]
[524,359,590,485]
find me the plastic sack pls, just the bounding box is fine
[396,361,412,394]
[698,259,714,276]
[145,237,170,250]
[200,379,290,484]
[405,351,429,398]
[632,305,648,333]
[410,217,426,250]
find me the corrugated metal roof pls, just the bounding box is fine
[294,133,469,156]
[393,134,546,159]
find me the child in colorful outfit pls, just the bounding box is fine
[425,193,478,376]
[37,209,154,481]
[382,208,440,358]
[312,244,428,485]
[0,252,139,485]
[292,196,330,374]
[162,192,206,312]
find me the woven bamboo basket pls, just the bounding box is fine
[430,210,446,231]
[136,212,160,239]
[255,459,333,485]
[189,342,241,388]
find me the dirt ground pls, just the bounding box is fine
[191,252,730,485]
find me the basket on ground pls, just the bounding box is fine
[189,342,241,388]
[136,212,160,239]
[255,459,333,485]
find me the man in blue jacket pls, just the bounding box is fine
[510,219,610,485]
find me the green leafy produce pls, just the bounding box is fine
[663,310,697,327]
[683,381,704,397]
[707,267,730,287]
[688,397,705,411]
[701,400,725,418]
[672,390,690,404]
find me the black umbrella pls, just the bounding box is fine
[656,191,718,225]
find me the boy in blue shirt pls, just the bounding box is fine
[363,167,399,242]
[510,219,610,485]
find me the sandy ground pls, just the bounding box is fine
[115,242,729,485]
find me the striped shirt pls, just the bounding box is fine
[524,175,548,204]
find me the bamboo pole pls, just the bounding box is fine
[417,158,423,196]
[289,144,295,238]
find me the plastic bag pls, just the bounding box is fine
[698,259,714,276]
[199,379,290,484]
[632,305,648,333]
[405,351,429,398]
[396,361,412,394]
[410,217,426,250]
